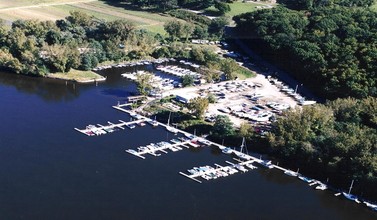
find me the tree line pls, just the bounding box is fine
[234,5,377,99]
[105,0,234,13]
[268,97,377,200]
[0,11,160,76]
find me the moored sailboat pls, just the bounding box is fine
[166,112,178,134]
[342,180,361,203]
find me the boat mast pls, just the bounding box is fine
[240,137,245,153]
[167,112,171,126]
[348,179,354,194]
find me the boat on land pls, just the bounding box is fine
[342,180,361,203]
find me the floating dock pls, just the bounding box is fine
[179,158,259,183]
[125,139,195,159]
[74,119,146,136]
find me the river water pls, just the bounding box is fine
[0,69,376,220]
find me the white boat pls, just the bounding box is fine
[364,201,377,210]
[315,183,328,190]
[298,99,316,106]
[170,139,181,144]
[259,159,274,169]
[166,112,178,134]
[129,112,138,118]
[298,175,313,183]
[126,123,136,129]
[197,138,211,146]
[245,163,257,170]
[342,180,361,203]
[284,168,299,177]
[234,137,249,160]
[146,116,159,127]
[166,126,178,134]
[342,192,361,203]
[222,147,233,154]
[234,164,248,172]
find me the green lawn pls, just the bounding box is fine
[227,1,261,17]
[204,1,272,17]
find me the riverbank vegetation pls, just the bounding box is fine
[268,97,377,199]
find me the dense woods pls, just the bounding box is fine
[0,11,160,76]
[234,5,377,99]
[268,97,377,198]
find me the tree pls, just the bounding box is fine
[158,0,178,11]
[212,115,235,137]
[198,62,221,83]
[181,22,194,42]
[187,97,209,119]
[135,72,154,95]
[164,20,182,41]
[220,58,238,80]
[193,25,209,39]
[208,16,228,39]
[182,74,194,87]
[66,10,93,27]
[207,93,216,103]
[214,1,231,15]
[239,122,254,139]
[42,43,80,73]
[153,46,171,58]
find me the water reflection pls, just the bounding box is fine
[0,72,81,102]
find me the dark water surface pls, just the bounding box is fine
[0,70,376,220]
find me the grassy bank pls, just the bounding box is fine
[46,69,105,83]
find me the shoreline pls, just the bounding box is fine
[45,69,106,84]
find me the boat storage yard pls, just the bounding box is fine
[74,103,377,211]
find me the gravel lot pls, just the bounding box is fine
[163,73,298,127]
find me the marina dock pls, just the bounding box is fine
[125,139,194,159]
[179,158,259,183]
[74,119,146,136]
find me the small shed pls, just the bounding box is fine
[175,93,198,104]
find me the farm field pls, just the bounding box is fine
[0,0,175,34]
